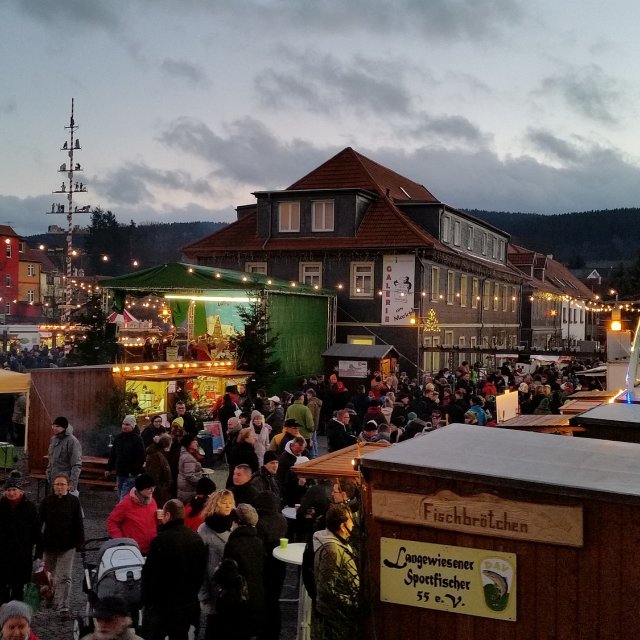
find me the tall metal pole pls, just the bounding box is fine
[49,99,89,324]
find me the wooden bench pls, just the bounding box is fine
[36,455,116,494]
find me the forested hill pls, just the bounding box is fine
[467,208,640,264]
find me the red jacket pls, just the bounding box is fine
[106,488,158,554]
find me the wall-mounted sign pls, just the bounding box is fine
[372,489,583,547]
[338,360,368,378]
[382,255,415,325]
[381,537,517,620]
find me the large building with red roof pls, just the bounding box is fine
[183,147,530,375]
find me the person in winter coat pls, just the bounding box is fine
[197,490,236,640]
[0,474,40,604]
[226,427,260,487]
[184,477,216,532]
[105,415,145,501]
[0,600,41,640]
[37,473,84,619]
[106,474,158,555]
[285,392,315,444]
[249,411,271,468]
[177,434,204,505]
[166,418,184,498]
[143,434,172,509]
[223,504,265,638]
[46,416,82,493]
[264,396,284,438]
[141,415,167,449]
[326,409,356,452]
[306,389,323,432]
[249,451,281,502]
[312,504,359,640]
[141,500,206,640]
[255,492,287,640]
[277,438,308,507]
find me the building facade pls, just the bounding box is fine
[183,148,525,376]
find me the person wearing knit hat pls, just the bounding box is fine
[183,476,217,532]
[106,473,158,555]
[249,410,271,468]
[46,415,82,494]
[223,502,263,635]
[105,415,145,501]
[0,600,40,640]
[249,450,280,498]
[0,473,39,606]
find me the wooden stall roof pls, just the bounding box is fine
[293,441,388,479]
[360,423,640,504]
[559,398,603,414]
[498,414,584,435]
[568,389,618,401]
[570,402,640,429]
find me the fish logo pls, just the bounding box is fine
[480,558,514,612]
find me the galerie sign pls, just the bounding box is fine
[382,254,415,325]
[381,537,517,620]
[372,489,583,547]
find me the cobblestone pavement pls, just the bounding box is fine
[22,468,300,640]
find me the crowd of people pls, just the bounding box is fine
[0,356,605,640]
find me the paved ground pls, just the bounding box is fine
[17,465,301,640]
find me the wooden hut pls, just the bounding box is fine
[360,424,640,639]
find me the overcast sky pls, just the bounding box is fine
[2,0,640,236]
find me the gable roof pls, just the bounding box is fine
[287,147,439,202]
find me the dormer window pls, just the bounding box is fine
[312,200,334,232]
[441,215,450,242]
[278,202,300,232]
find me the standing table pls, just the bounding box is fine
[273,542,311,640]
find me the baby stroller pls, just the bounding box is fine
[73,537,145,640]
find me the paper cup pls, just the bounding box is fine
[279,538,288,549]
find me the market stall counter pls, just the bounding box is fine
[360,424,640,640]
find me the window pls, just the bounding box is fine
[348,335,374,345]
[562,307,567,323]
[467,225,474,251]
[460,275,467,307]
[5,275,10,288]
[453,220,461,246]
[472,278,479,309]
[493,282,500,311]
[432,336,440,371]
[511,286,518,312]
[447,271,455,305]
[470,336,477,350]
[18,242,25,253]
[483,280,491,310]
[482,233,488,255]
[502,285,508,311]
[299,262,322,287]
[441,216,450,242]
[278,202,300,232]
[444,330,454,347]
[4,303,9,314]
[27,290,35,303]
[5,244,11,258]
[580,308,584,324]
[245,262,267,274]
[458,337,466,366]
[431,267,440,301]
[488,236,494,259]
[350,262,374,298]
[312,200,334,232]
[27,263,36,277]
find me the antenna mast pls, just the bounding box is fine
[48,98,89,323]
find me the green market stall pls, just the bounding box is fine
[99,263,336,392]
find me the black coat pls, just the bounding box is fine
[142,518,206,609]
[107,430,145,477]
[326,418,356,452]
[0,496,40,585]
[224,525,265,632]
[38,492,84,554]
[277,451,306,507]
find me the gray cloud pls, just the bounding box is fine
[0,99,17,115]
[159,116,337,186]
[526,129,583,163]
[92,163,214,205]
[256,51,413,117]
[539,65,621,123]
[14,0,120,32]
[161,59,211,87]
[408,113,489,145]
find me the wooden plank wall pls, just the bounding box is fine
[28,367,118,475]
[363,469,640,640]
